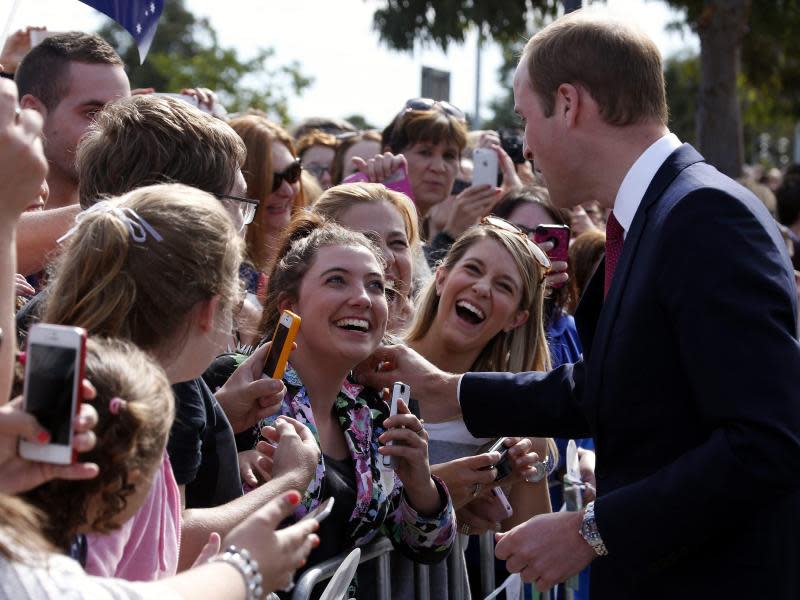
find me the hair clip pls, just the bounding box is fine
[109,397,127,415]
[57,200,164,245]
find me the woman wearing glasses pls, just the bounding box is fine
[229,115,306,278]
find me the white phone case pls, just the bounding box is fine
[382,382,410,468]
[472,148,499,187]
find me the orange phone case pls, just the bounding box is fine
[263,310,301,380]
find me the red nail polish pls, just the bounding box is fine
[37,431,50,444]
[288,491,301,506]
[17,352,26,366]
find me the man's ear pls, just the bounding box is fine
[503,309,530,333]
[195,295,221,332]
[20,94,47,118]
[556,83,581,127]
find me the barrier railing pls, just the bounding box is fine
[290,531,563,600]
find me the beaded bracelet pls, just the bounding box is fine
[210,545,264,600]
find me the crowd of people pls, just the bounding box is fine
[1,8,799,600]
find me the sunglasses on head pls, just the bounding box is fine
[404,97,466,121]
[272,158,303,193]
[480,215,552,273]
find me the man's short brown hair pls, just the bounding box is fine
[77,95,246,208]
[522,11,667,127]
[15,32,123,110]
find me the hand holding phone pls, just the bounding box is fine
[533,224,570,263]
[263,310,301,380]
[382,382,410,468]
[472,148,500,187]
[478,438,513,481]
[18,324,87,465]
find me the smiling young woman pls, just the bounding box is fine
[246,214,456,592]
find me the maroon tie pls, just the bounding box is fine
[604,212,624,298]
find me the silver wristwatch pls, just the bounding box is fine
[579,501,608,556]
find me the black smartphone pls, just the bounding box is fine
[478,437,513,481]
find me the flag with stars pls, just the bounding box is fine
[77,0,164,64]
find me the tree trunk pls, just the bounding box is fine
[696,0,751,178]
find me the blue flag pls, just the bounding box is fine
[78,0,164,64]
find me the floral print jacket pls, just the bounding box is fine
[261,364,456,563]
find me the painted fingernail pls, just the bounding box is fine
[287,491,301,506]
[37,431,50,444]
[311,536,320,548]
[16,352,26,366]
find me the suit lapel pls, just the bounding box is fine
[583,144,705,411]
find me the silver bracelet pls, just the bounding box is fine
[210,545,264,600]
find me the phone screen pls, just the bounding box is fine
[264,323,289,377]
[25,344,77,446]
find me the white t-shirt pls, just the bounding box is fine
[0,550,180,600]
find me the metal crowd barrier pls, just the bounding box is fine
[289,530,568,600]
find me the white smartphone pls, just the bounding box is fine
[19,324,87,465]
[29,30,61,47]
[472,148,499,187]
[382,381,410,468]
[299,497,334,523]
[491,486,514,519]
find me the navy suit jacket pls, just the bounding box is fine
[461,145,800,599]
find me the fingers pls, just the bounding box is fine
[254,489,304,530]
[260,425,279,444]
[279,416,317,445]
[247,378,285,407]
[246,340,272,372]
[459,451,502,471]
[0,407,49,442]
[81,379,97,401]
[75,402,98,432]
[15,274,35,296]
[45,461,100,482]
[351,156,368,173]
[192,532,221,567]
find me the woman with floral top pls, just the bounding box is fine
[229,214,455,593]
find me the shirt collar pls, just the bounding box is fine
[612,132,682,236]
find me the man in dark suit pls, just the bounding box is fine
[360,10,800,599]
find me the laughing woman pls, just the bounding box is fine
[254,214,456,595]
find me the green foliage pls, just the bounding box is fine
[662,0,800,136]
[97,0,312,125]
[664,50,699,146]
[372,0,561,52]
[344,114,377,130]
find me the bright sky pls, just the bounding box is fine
[2,0,698,127]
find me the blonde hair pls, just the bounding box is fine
[406,226,551,373]
[523,11,667,126]
[24,337,174,551]
[229,115,307,272]
[43,184,244,355]
[312,182,421,252]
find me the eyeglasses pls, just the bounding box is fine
[480,215,552,272]
[216,194,259,226]
[272,158,303,193]
[404,98,466,121]
[303,162,331,180]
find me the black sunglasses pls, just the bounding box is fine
[404,97,466,121]
[272,158,303,193]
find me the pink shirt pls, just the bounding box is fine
[85,451,182,581]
